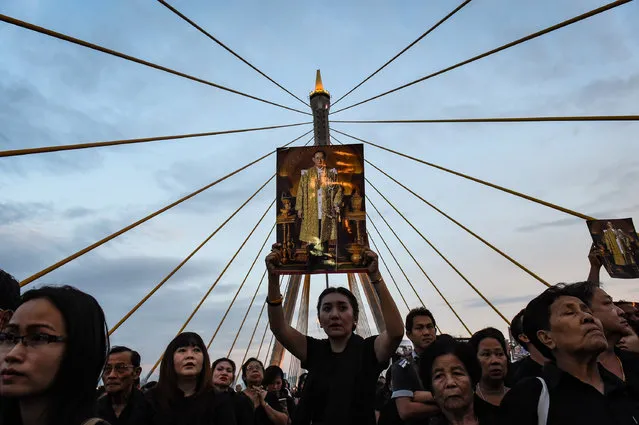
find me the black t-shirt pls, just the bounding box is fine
[96,388,152,425]
[499,362,639,425]
[510,356,544,385]
[296,334,388,425]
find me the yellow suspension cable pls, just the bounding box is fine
[333,128,595,221]
[263,333,276,365]
[253,276,288,368]
[224,269,268,356]
[331,0,631,114]
[366,198,472,335]
[156,0,308,107]
[366,158,550,288]
[109,176,275,335]
[366,216,427,308]
[19,130,312,287]
[0,123,311,158]
[234,291,268,384]
[0,14,311,116]
[205,225,274,350]
[145,200,275,381]
[366,232,410,314]
[332,115,639,124]
[367,179,510,326]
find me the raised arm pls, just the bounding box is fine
[364,250,405,363]
[266,246,308,362]
[587,244,602,283]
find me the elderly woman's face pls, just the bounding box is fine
[431,354,474,412]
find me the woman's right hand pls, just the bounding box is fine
[265,243,282,274]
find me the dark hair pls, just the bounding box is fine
[0,269,20,311]
[241,357,264,385]
[523,284,572,360]
[615,300,635,307]
[155,332,211,410]
[297,372,308,391]
[313,150,327,159]
[419,338,481,389]
[469,327,508,355]
[406,307,436,333]
[212,357,236,377]
[317,287,359,331]
[108,346,141,368]
[510,309,527,348]
[563,281,600,308]
[263,365,284,387]
[0,285,109,425]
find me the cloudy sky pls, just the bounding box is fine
[1,0,638,379]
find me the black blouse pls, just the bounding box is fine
[145,388,236,425]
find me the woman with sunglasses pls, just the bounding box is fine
[0,285,110,425]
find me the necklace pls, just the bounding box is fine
[616,355,626,382]
[476,383,505,401]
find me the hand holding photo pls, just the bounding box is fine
[587,218,639,279]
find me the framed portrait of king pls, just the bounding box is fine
[275,143,368,274]
[587,218,639,279]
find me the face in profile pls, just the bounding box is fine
[589,288,631,337]
[244,360,264,386]
[540,296,607,356]
[103,351,140,395]
[0,299,67,397]
[173,344,204,379]
[431,354,474,413]
[318,292,355,339]
[477,337,507,383]
[212,361,234,389]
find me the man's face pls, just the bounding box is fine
[407,315,436,352]
[102,351,139,395]
[540,296,607,357]
[618,303,639,325]
[312,152,326,168]
[589,288,631,338]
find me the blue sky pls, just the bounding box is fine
[1,0,638,379]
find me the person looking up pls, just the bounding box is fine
[211,357,253,425]
[145,332,234,425]
[0,285,109,425]
[390,307,440,424]
[240,358,287,425]
[616,301,639,328]
[419,339,498,425]
[97,346,151,425]
[509,309,546,383]
[499,284,639,425]
[266,247,404,425]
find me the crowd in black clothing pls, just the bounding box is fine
[2,247,639,425]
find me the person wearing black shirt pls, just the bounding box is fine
[97,346,151,425]
[500,284,639,425]
[509,309,546,384]
[240,358,288,425]
[211,357,253,425]
[265,248,404,425]
[418,338,498,425]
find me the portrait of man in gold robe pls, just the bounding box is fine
[588,218,639,279]
[295,150,343,256]
[603,221,627,266]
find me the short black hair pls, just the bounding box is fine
[263,365,284,387]
[523,284,572,360]
[317,287,359,331]
[0,269,20,311]
[419,338,481,389]
[212,357,237,376]
[510,309,527,349]
[469,327,508,357]
[241,357,264,385]
[563,281,601,308]
[405,307,436,333]
[108,346,141,368]
[314,150,327,159]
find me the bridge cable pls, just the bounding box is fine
[157,0,308,107]
[144,199,275,381]
[366,232,410,314]
[0,122,311,158]
[333,128,595,221]
[332,0,473,106]
[332,115,639,125]
[331,0,631,115]
[367,179,510,326]
[205,226,273,350]
[19,129,312,287]
[233,284,269,386]
[0,13,310,116]
[109,176,274,335]
[365,157,550,288]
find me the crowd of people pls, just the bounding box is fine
[1,246,639,425]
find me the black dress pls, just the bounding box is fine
[293,334,388,425]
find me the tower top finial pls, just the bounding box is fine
[310,69,330,98]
